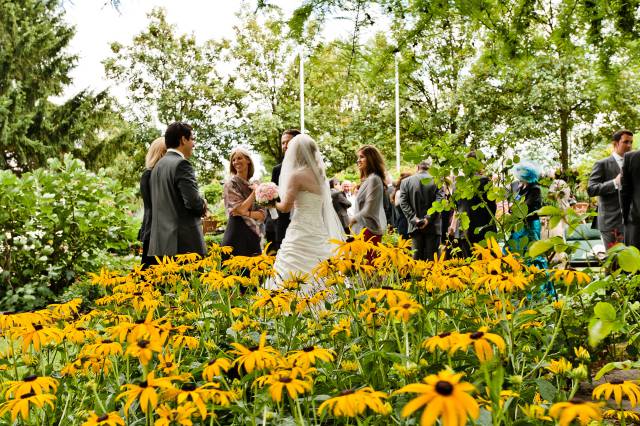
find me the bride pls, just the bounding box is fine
[267,134,345,295]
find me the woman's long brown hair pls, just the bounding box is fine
[357,145,386,182]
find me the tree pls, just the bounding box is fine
[103,7,243,171]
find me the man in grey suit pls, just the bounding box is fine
[400,159,444,260]
[621,144,640,249]
[148,122,208,258]
[588,129,633,249]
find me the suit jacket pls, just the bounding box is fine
[587,155,622,232]
[622,150,640,225]
[399,171,444,235]
[148,151,207,257]
[331,189,351,229]
[138,168,152,242]
[457,176,496,240]
[271,163,290,243]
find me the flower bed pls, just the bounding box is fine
[0,233,638,425]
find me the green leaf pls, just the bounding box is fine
[588,319,614,347]
[617,246,640,273]
[528,239,554,258]
[594,302,616,321]
[537,205,563,217]
[535,379,557,402]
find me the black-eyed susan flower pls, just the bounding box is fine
[157,353,179,376]
[117,372,174,414]
[12,324,64,352]
[287,346,335,368]
[202,357,232,381]
[552,269,591,286]
[255,370,312,402]
[329,318,351,338]
[0,392,56,422]
[172,383,212,419]
[603,409,640,422]
[125,337,163,366]
[549,399,602,426]
[574,346,590,361]
[422,331,463,352]
[394,370,479,426]
[172,335,199,350]
[204,382,240,407]
[229,332,281,373]
[318,387,389,417]
[81,411,125,426]
[520,404,552,421]
[593,378,640,407]
[251,289,293,314]
[388,299,422,322]
[155,403,198,426]
[450,327,505,362]
[3,375,58,398]
[545,358,572,375]
[84,339,123,357]
[63,325,98,345]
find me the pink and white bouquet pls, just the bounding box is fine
[255,182,280,219]
[255,182,280,206]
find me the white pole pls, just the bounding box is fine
[299,45,305,133]
[394,51,400,174]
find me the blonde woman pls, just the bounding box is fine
[221,147,266,257]
[139,137,167,268]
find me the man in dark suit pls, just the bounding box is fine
[330,178,351,233]
[269,128,301,252]
[148,122,207,258]
[621,143,640,249]
[400,159,444,260]
[588,129,634,249]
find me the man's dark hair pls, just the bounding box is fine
[613,129,633,142]
[165,122,193,149]
[282,129,301,138]
[329,178,340,189]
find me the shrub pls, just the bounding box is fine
[0,155,138,310]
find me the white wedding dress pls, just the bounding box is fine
[268,190,336,295]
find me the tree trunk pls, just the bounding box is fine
[559,110,570,172]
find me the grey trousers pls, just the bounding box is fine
[412,232,440,261]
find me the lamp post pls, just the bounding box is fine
[394,50,400,174]
[299,45,305,133]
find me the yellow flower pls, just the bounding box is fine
[450,327,505,363]
[359,287,411,306]
[549,399,602,426]
[340,360,359,372]
[117,372,175,414]
[546,358,572,375]
[84,339,123,357]
[422,332,463,352]
[255,370,313,402]
[12,324,64,352]
[0,392,56,421]
[573,346,590,361]
[63,325,98,345]
[330,318,351,338]
[592,378,640,407]
[318,387,389,417]
[125,337,164,366]
[82,411,125,426]
[229,332,281,373]
[394,370,479,426]
[251,289,293,314]
[603,409,640,421]
[157,353,179,376]
[552,269,591,286]
[172,335,199,350]
[173,383,213,419]
[287,346,335,368]
[520,404,552,421]
[155,403,198,426]
[3,375,58,398]
[202,358,232,382]
[388,299,422,322]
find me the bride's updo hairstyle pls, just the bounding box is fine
[286,134,327,180]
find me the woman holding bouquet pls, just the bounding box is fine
[221,147,265,257]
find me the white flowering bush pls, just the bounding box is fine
[0,155,138,310]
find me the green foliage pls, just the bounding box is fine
[0,155,138,310]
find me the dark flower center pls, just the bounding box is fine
[470,331,484,340]
[21,392,36,399]
[339,389,355,396]
[34,324,43,331]
[279,377,293,383]
[137,339,149,348]
[381,286,394,290]
[22,374,37,382]
[402,303,412,309]
[346,237,355,243]
[569,398,585,404]
[76,327,86,331]
[133,292,143,296]
[181,383,197,391]
[97,414,109,422]
[609,379,624,385]
[249,346,259,351]
[102,339,113,344]
[438,332,452,338]
[208,359,217,365]
[164,362,173,368]
[139,380,148,388]
[370,308,377,313]
[303,346,315,352]
[135,319,145,324]
[435,381,454,396]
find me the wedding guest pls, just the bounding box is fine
[509,161,543,251]
[138,137,167,268]
[221,147,266,257]
[343,180,356,217]
[391,172,412,240]
[349,145,387,250]
[148,122,207,258]
[270,129,301,252]
[330,178,351,233]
